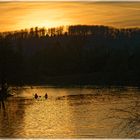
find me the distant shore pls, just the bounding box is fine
[1,25,140,88]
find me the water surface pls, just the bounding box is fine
[0,86,139,138]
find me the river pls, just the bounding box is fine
[0,86,139,138]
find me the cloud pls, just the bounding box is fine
[0,2,139,32]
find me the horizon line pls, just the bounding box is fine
[1,24,140,33]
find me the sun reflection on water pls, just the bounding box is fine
[0,86,139,138]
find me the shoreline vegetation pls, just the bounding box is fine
[0,25,140,87]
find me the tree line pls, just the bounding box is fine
[0,25,140,86]
[1,25,139,39]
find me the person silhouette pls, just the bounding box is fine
[45,93,48,99]
[34,93,38,99]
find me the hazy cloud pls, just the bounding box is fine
[0,2,140,31]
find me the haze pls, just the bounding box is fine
[0,2,140,32]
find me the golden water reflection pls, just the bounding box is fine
[0,86,140,138]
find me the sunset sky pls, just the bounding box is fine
[0,1,140,32]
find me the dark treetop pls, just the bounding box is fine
[0,25,140,86]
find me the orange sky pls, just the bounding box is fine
[0,2,140,32]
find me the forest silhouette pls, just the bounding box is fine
[0,25,140,86]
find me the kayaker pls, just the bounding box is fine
[34,93,38,99]
[45,93,48,99]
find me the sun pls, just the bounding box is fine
[16,6,74,30]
